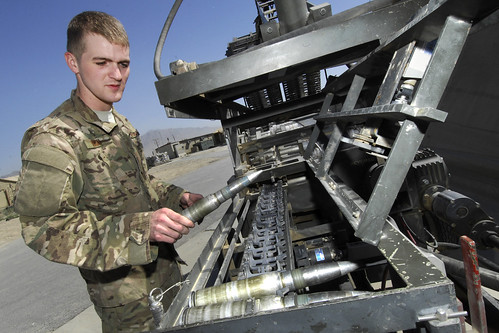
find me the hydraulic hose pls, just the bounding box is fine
[434,253,499,291]
[154,0,183,79]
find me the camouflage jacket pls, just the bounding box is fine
[15,91,186,307]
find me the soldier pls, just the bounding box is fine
[14,11,202,332]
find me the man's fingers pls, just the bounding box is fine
[151,225,182,242]
[151,232,177,244]
[150,222,184,243]
[155,219,189,236]
[162,208,195,228]
[149,208,195,243]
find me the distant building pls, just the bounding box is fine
[146,152,170,168]
[0,176,17,209]
[154,130,225,160]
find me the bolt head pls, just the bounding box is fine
[435,308,448,321]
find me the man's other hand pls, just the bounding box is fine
[180,192,203,209]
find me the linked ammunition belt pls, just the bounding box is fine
[238,180,290,279]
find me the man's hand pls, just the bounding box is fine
[149,192,203,243]
[149,208,195,243]
[180,192,203,209]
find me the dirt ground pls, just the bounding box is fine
[0,146,230,249]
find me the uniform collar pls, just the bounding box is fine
[70,90,118,133]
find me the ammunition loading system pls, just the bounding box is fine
[152,1,499,331]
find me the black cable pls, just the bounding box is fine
[478,255,499,273]
[401,217,499,273]
[424,227,439,249]
[487,234,499,249]
[437,242,499,273]
[433,252,499,291]
[436,242,460,250]
[398,214,438,249]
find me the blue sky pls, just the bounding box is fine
[0,1,367,176]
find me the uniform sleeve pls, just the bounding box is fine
[149,176,187,213]
[15,134,156,272]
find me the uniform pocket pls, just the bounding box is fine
[15,146,74,216]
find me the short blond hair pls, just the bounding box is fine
[67,11,129,59]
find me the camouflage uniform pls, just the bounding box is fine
[15,90,186,332]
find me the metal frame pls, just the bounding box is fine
[308,15,471,246]
[155,0,431,117]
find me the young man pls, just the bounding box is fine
[15,11,202,332]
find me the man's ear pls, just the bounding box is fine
[65,52,79,74]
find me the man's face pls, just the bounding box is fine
[67,33,130,111]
